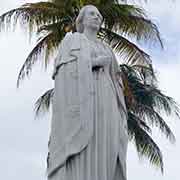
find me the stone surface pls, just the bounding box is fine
[48,5,128,180]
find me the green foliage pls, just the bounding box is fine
[99,28,151,65]
[0,2,63,33]
[99,4,163,47]
[128,111,164,172]
[0,1,163,84]
[120,64,178,141]
[17,22,66,87]
[34,88,54,117]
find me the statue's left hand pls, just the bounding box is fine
[92,56,111,67]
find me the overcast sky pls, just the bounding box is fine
[0,0,180,180]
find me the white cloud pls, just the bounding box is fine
[143,0,180,30]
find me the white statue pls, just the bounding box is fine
[48,5,128,180]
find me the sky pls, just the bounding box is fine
[0,0,180,180]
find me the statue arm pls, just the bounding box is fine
[52,47,61,80]
[52,34,72,80]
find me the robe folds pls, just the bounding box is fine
[47,32,128,179]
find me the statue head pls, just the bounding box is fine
[75,5,103,33]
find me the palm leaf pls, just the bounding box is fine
[0,2,63,35]
[135,103,175,143]
[99,28,152,66]
[128,111,152,133]
[17,28,65,87]
[37,16,73,35]
[119,64,155,108]
[149,88,180,118]
[34,88,54,117]
[128,112,164,172]
[131,64,157,85]
[99,4,163,47]
[120,64,177,142]
[124,64,179,119]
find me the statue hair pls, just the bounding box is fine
[75,5,103,33]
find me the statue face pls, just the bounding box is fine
[82,6,102,32]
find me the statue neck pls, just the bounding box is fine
[83,28,98,42]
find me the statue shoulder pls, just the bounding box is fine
[63,32,84,43]
[56,32,85,58]
[59,32,84,50]
[60,33,74,46]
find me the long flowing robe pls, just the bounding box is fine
[47,32,128,180]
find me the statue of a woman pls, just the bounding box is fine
[47,5,128,180]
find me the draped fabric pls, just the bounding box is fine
[47,33,128,180]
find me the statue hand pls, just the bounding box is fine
[92,56,111,67]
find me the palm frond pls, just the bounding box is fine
[37,16,73,35]
[0,2,63,35]
[120,62,156,85]
[34,88,54,117]
[17,28,65,87]
[128,111,152,133]
[136,103,175,143]
[99,4,163,47]
[99,28,152,66]
[50,0,79,9]
[149,88,180,118]
[131,64,157,85]
[119,64,156,108]
[123,64,180,118]
[120,65,137,106]
[120,64,177,142]
[128,112,164,173]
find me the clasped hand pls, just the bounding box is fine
[92,56,111,67]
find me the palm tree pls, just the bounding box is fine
[0,0,179,173]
